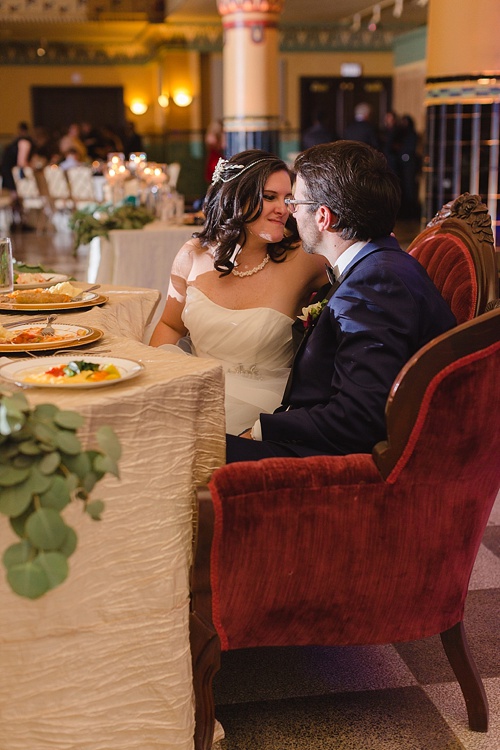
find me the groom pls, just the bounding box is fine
[226,140,456,462]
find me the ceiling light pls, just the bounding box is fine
[158,94,169,108]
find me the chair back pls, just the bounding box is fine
[11,166,44,208]
[66,166,98,206]
[43,164,72,203]
[167,162,181,190]
[202,310,499,651]
[406,193,498,323]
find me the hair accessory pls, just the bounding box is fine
[211,157,269,185]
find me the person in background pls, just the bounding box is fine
[380,110,401,175]
[226,140,456,462]
[0,121,35,231]
[59,147,83,171]
[59,123,87,162]
[204,120,225,185]
[398,114,421,220]
[122,120,144,158]
[149,149,328,435]
[302,110,336,150]
[343,102,380,150]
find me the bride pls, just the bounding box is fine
[149,149,327,435]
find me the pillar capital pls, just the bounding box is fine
[217,0,285,17]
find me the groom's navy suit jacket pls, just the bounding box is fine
[260,236,456,456]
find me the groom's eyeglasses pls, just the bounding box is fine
[284,199,318,214]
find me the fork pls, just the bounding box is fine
[72,284,100,301]
[40,314,58,336]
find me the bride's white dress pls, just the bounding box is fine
[182,286,294,435]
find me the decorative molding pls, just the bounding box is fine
[0,22,398,65]
[425,79,500,106]
[428,193,494,247]
[217,0,285,16]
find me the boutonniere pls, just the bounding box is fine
[297,298,328,330]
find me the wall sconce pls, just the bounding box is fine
[158,94,169,108]
[172,89,193,108]
[130,100,148,115]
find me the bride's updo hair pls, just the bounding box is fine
[195,149,300,276]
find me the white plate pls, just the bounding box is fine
[0,355,144,388]
[0,324,103,352]
[0,292,107,312]
[13,273,69,290]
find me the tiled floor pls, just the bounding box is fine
[212,492,499,750]
[8,218,499,750]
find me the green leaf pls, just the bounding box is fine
[26,465,52,495]
[3,391,29,412]
[3,540,34,570]
[33,421,57,447]
[25,508,67,551]
[54,410,85,430]
[0,464,30,487]
[7,561,49,599]
[59,526,78,558]
[65,472,80,493]
[61,452,91,480]
[0,482,33,517]
[55,430,82,456]
[34,551,69,590]
[85,499,105,520]
[96,426,121,461]
[18,440,41,456]
[34,403,58,419]
[38,451,61,475]
[39,475,71,511]
[82,470,98,493]
[94,454,120,479]
[9,502,34,538]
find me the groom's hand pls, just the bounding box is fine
[238,428,253,440]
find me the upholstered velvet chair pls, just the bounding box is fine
[190,307,500,750]
[406,192,498,323]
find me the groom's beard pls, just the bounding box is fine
[299,221,322,255]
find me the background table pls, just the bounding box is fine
[0,290,226,750]
[87,224,196,339]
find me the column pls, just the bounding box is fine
[217,0,284,157]
[424,0,500,248]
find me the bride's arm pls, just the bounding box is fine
[149,242,193,346]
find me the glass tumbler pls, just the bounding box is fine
[0,237,14,293]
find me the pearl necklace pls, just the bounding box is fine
[232,254,270,277]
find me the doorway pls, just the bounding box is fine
[300,76,393,147]
[32,86,125,136]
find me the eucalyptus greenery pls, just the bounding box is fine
[69,202,155,252]
[0,390,121,600]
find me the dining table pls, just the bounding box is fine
[0,284,226,750]
[87,223,197,340]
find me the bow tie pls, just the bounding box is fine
[325,264,337,285]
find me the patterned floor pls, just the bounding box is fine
[212,491,499,750]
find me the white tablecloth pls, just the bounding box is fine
[87,224,196,338]
[0,288,226,750]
